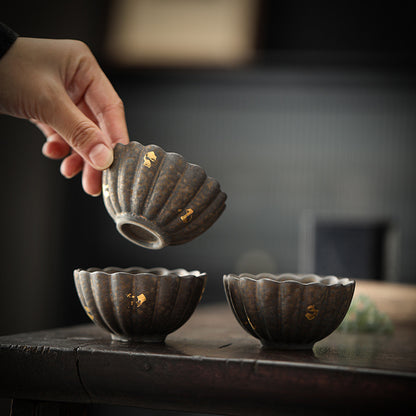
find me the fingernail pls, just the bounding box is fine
[60,168,76,179]
[41,141,49,155]
[89,144,113,169]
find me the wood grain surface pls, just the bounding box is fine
[1,280,415,415]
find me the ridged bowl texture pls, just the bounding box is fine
[223,273,355,350]
[102,142,227,249]
[74,267,207,343]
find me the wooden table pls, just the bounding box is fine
[1,281,415,415]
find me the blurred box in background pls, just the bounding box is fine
[299,213,400,281]
[105,0,259,66]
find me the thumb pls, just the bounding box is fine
[47,94,114,170]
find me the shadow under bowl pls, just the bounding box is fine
[102,142,227,249]
[223,273,355,350]
[74,267,207,343]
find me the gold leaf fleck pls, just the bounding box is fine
[144,151,157,168]
[127,292,147,309]
[180,208,194,223]
[136,294,146,307]
[305,304,319,320]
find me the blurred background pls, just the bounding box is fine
[1,0,415,414]
[0,0,415,409]
[1,0,415,335]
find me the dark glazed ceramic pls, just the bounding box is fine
[74,267,207,343]
[223,273,355,350]
[102,142,227,249]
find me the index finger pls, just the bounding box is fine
[84,66,129,146]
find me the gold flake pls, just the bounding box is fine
[127,293,147,309]
[136,294,146,307]
[180,208,194,223]
[144,151,157,168]
[305,304,319,320]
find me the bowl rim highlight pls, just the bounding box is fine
[74,266,206,278]
[224,273,354,287]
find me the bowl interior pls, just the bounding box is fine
[116,215,166,249]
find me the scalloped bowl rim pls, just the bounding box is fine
[224,273,354,287]
[75,267,206,278]
[111,142,220,193]
[114,140,211,178]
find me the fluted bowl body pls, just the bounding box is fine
[74,267,207,343]
[223,273,355,349]
[102,142,227,249]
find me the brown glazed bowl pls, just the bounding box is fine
[223,273,355,350]
[102,142,227,249]
[74,267,207,343]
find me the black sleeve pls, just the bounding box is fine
[0,22,18,60]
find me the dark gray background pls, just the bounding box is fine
[1,0,415,335]
[1,1,415,414]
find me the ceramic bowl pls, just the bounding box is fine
[102,142,227,249]
[74,267,207,343]
[223,273,355,350]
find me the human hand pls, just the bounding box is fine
[0,37,129,196]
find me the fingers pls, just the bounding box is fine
[60,152,84,179]
[34,98,108,195]
[60,153,102,196]
[48,92,114,170]
[65,45,128,146]
[33,40,128,197]
[82,161,102,196]
[42,138,70,160]
[35,120,100,195]
[2,38,120,197]
[82,67,129,146]
[76,99,98,126]
[32,120,71,159]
